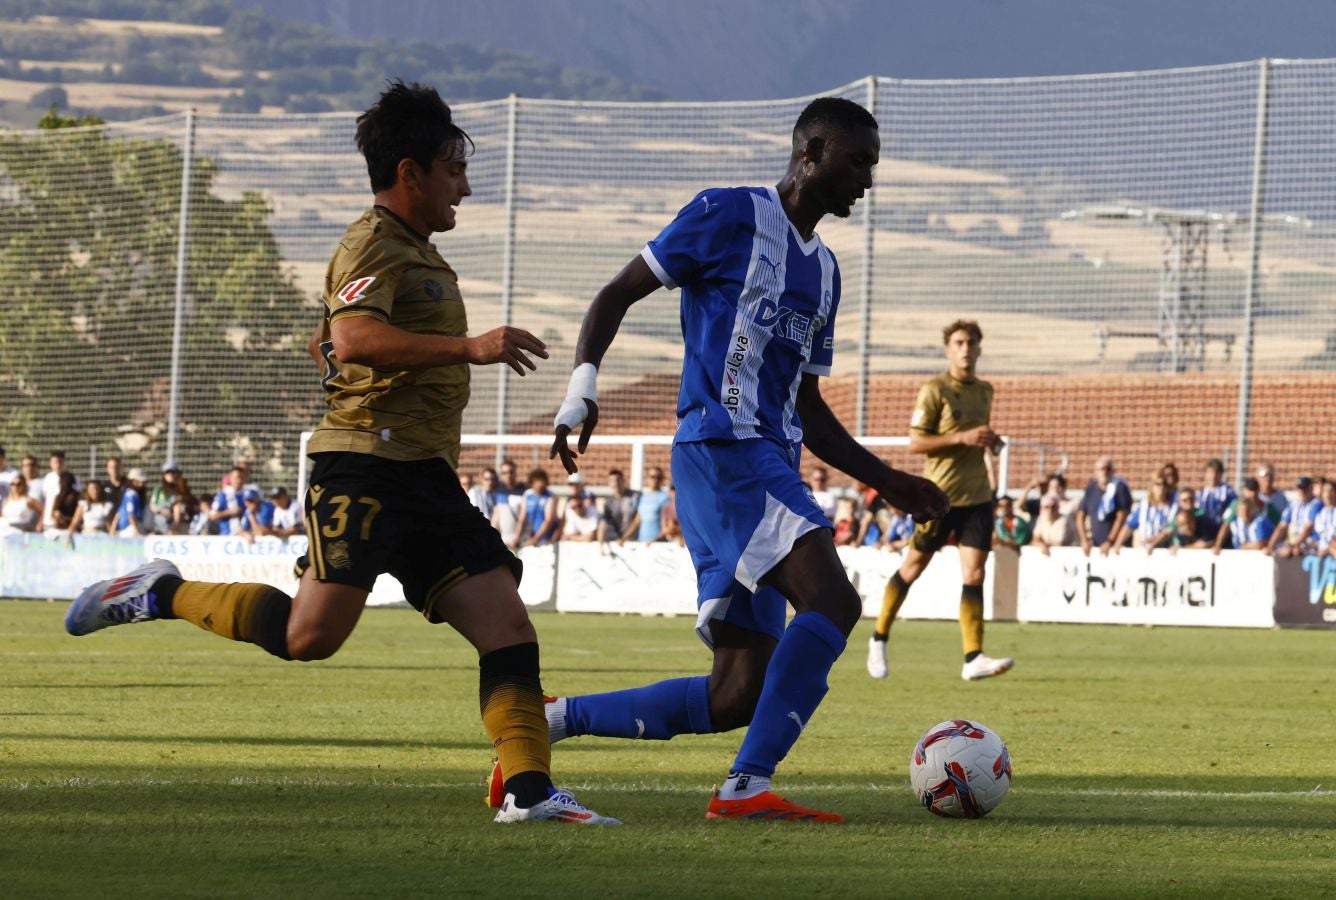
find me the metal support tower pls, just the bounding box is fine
[1157,214,1210,373]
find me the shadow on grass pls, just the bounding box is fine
[0,733,481,750]
[7,683,224,689]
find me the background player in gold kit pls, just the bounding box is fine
[66,81,617,825]
[866,320,1015,682]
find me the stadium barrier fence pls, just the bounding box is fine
[8,532,1331,630]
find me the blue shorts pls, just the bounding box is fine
[671,438,831,648]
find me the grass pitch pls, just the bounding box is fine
[2,600,1334,899]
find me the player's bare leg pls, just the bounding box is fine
[436,566,617,824]
[286,568,369,660]
[704,622,775,731]
[867,544,933,678]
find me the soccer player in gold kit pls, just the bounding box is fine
[866,320,1015,682]
[66,81,617,825]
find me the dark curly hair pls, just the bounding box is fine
[355,79,473,192]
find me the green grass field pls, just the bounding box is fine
[3,600,1334,898]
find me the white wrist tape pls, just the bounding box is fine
[554,362,598,430]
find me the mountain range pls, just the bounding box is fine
[238,0,1336,99]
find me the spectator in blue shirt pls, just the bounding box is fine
[1313,479,1336,559]
[517,468,560,546]
[1075,456,1133,556]
[882,504,915,552]
[1268,475,1323,557]
[236,488,276,541]
[114,468,150,537]
[1116,477,1175,552]
[1218,495,1275,553]
[208,466,245,536]
[1196,458,1236,542]
[625,466,670,543]
[1253,462,1286,524]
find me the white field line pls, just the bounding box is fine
[2,776,1332,799]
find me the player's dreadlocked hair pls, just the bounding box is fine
[356,79,474,192]
[793,97,878,139]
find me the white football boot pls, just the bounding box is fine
[866,636,888,679]
[961,654,1015,681]
[65,559,181,636]
[493,788,621,825]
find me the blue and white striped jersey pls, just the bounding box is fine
[1281,496,1323,529]
[1314,504,1336,549]
[1127,499,1173,540]
[642,186,840,448]
[1197,483,1236,523]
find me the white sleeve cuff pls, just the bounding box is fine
[640,245,676,290]
[802,363,832,376]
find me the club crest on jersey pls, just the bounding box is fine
[337,276,376,305]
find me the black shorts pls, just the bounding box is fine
[296,452,521,623]
[910,500,995,554]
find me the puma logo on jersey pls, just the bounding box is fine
[757,253,781,274]
[337,276,376,305]
[700,195,718,214]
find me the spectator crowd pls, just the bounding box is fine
[2,445,1332,561]
[462,462,681,550]
[0,447,304,543]
[999,457,1336,559]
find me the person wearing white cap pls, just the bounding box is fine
[566,471,595,503]
[114,468,149,537]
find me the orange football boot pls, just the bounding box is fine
[705,790,843,823]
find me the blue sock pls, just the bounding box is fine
[566,675,713,740]
[732,611,846,778]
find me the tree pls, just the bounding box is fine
[0,117,319,477]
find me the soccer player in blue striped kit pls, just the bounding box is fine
[535,98,949,822]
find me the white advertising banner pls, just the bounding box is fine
[554,542,697,616]
[515,544,557,608]
[143,536,409,607]
[142,538,556,610]
[1017,547,1276,628]
[840,545,996,621]
[552,543,993,622]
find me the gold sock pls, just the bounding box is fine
[874,572,909,638]
[479,643,550,783]
[168,581,292,659]
[960,583,985,658]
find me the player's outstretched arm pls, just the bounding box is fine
[795,374,949,522]
[551,255,663,473]
[331,314,548,374]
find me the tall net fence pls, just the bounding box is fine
[1,59,1332,494]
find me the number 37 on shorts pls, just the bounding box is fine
[303,485,383,582]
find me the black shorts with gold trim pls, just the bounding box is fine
[296,451,521,623]
[910,500,995,554]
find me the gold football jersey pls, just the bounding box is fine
[910,373,994,507]
[306,207,470,466]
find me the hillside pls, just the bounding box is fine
[240,0,1336,100]
[0,0,662,126]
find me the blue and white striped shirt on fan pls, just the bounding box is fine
[1314,504,1336,550]
[1127,499,1173,541]
[1196,483,1236,523]
[642,186,840,449]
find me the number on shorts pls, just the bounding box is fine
[319,494,382,541]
